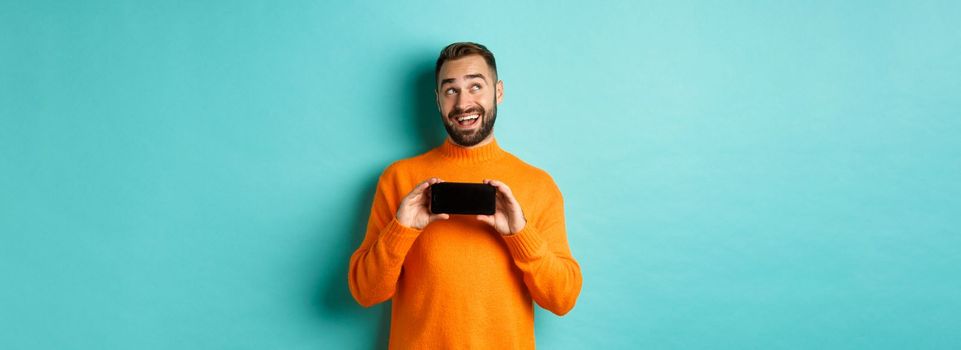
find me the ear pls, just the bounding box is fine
[495,80,504,105]
[435,88,442,113]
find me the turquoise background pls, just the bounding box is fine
[2,1,959,349]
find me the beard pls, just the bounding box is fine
[443,102,497,147]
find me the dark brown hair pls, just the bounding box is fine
[435,42,497,87]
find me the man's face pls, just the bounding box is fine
[436,55,504,147]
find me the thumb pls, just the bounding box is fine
[429,213,450,222]
[476,215,495,227]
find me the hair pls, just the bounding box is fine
[435,42,497,87]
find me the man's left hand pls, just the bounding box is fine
[476,179,526,235]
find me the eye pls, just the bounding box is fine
[470,84,481,91]
[445,88,456,95]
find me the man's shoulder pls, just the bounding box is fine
[500,152,566,208]
[503,152,557,186]
[378,150,434,180]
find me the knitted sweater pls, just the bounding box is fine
[348,138,583,349]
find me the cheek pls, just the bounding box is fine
[438,101,453,116]
[480,94,495,108]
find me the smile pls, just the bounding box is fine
[454,114,480,127]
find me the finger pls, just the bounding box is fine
[425,177,442,198]
[486,179,511,193]
[429,213,450,222]
[476,214,495,226]
[488,180,516,202]
[409,178,436,197]
[414,179,431,192]
[422,177,447,197]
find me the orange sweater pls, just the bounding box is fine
[348,138,583,349]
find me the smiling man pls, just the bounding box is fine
[348,42,582,349]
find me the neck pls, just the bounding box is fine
[437,134,505,163]
[448,134,495,149]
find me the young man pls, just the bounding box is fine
[348,42,582,349]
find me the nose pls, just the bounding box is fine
[454,93,472,112]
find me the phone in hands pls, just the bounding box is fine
[429,182,496,215]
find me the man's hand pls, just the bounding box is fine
[396,177,450,230]
[476,179,527,235]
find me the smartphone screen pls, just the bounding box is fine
[429,182,496,215]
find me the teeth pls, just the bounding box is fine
[457,114,479,122]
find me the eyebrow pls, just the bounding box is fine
[440,73,488,87]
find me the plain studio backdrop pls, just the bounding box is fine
[1,1,959,349]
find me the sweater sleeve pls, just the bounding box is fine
[348,168,421,307]
[501,181,583,316]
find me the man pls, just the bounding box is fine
[348,42,582,349]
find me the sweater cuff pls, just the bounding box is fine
[380,218,422,255]
[501,225,548,262]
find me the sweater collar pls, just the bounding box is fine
[437,137,506,163]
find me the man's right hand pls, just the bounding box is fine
[396,177,449,230]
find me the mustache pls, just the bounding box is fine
[448,105,485,120]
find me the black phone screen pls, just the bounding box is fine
[429,182,496,215]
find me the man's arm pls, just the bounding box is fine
[347,174,447,307]
[479,179,583,316]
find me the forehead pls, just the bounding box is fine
[438,55,493,82]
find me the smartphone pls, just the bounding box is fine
[429,182,496,215]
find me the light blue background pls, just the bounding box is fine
[2,1,959,349]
